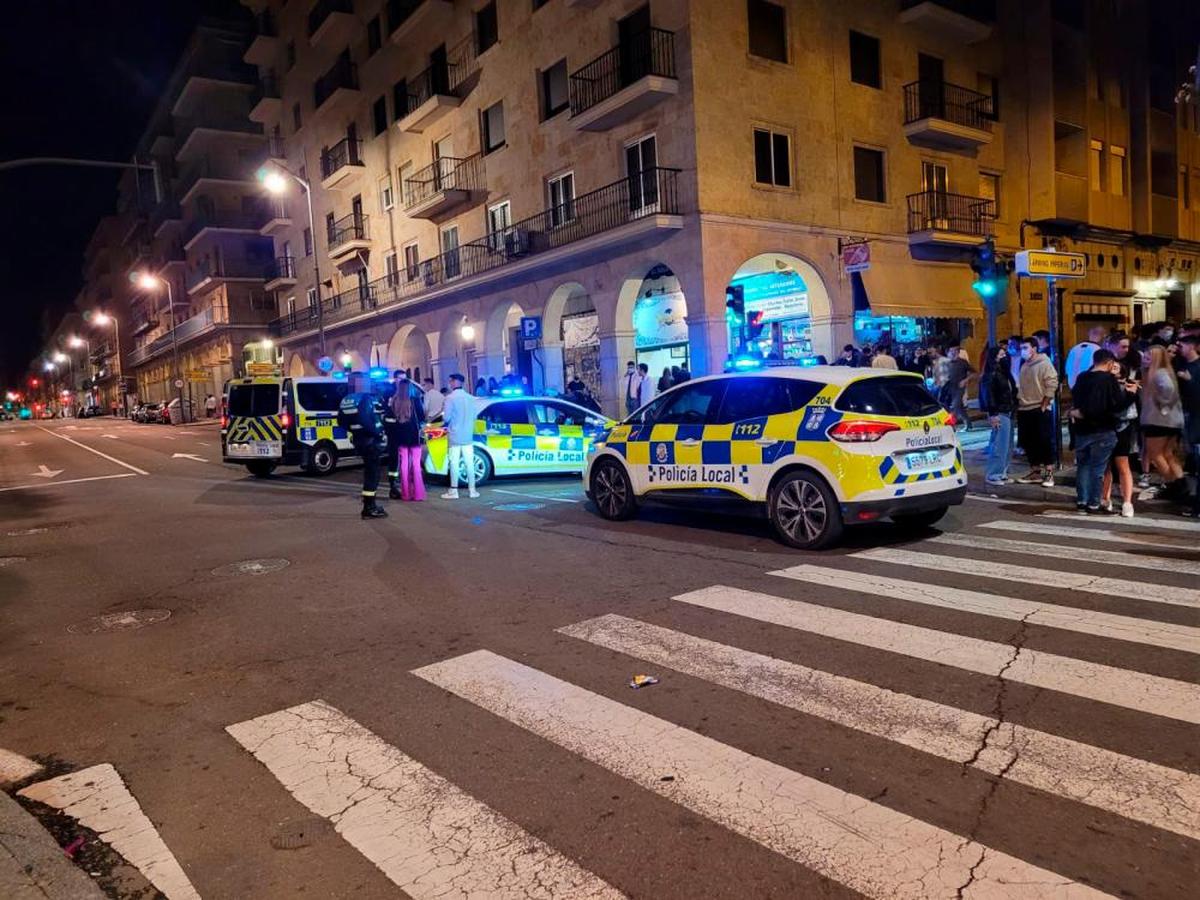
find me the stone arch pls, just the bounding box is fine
[385,323,433,378]
[484,298,527,359]
[721,251,835,363]
[541,281,589,348]
[287,354,306,378]
[611,258,687,337]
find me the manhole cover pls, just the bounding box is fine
[493,502,546,511]
[211,558,290,577]
[0,557,28,568]
[270,816,334,850]
[68,609,172,635]
[6,527,48,536]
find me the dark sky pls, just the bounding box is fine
[0,0,247,387]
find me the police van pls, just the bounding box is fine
[222,376,356,477]
[585,367,966,549]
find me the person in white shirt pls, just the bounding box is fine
[440,374,479,500]
[422,377,444,419]
[621,361,642,415]
[1065,326,1105,390]
[636,363,655,407]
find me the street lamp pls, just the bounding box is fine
[90,310,124,414]
[258,162,325,354]
[134,271,185,423]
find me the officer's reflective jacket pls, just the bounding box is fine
[338,392,385,443]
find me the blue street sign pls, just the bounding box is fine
[520,316,543,340]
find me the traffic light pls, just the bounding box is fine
[970,237,1007,304]
[747,310,766,342]
[725,285,746,329]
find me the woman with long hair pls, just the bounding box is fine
[980,344,1017,485]
[390,377,426,501]
[1140,344,1186,498]
[1099,356,1139,516]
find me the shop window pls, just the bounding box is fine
[849,31,881,89]
[541,60,569,119]
[747,1,787,63]
[853,146,886,202]
[753,128,791,187]
[476,2,499,55]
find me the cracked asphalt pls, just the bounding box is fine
[1,418,1197,899]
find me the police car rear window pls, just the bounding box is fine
[227,384,280,417]
[835,376,941,417]
[715,377,822,423]
[296,382,349,411]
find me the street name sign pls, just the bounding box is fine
[1015,250,1086,278]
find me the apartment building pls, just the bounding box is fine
[75,215,136,413]
[119,23,278,408]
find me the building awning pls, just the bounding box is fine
[859,260,982,319]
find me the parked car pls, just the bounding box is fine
[130,403,147,423]
[79,405,104,418]
[137,402,166,424]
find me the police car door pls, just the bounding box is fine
[478,400,533,474]
[529,401,590,471]
[631,379,728,494]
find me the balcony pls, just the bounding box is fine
[396,39,477,134]
[175,114,262,162]
[183,210,267,250]
[271,168,682,340]
[245,10,279,66]
[186,258,267,296]
[308,0,356,47]
[326,214,371,261]
[249,75,282,124]
[899,1,994,44]
[151,201,183,238]
[313,56,360,115]
[906,191,996,247]
[319,138,365,190]
[902,80,993,151]
[130,313,159,337]
[90,342,115,364]
[258,200,292,236]
[569,28,678,131]
[264,256,298,291]
[179,159,257,204]
[387,0,453,46]
[403,154,485,219]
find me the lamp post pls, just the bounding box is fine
[53,352,73,412]
[69,335,92,407]
[259,164,325,355]
[134,272,185,423]
[92,310,124,415]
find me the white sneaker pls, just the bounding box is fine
[1040,473,1055,487]
[468,490,480,499]
[1121,501,1134,518]
[441,490,459,500]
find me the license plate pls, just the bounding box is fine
[903,449,943,471]
[228,442,280,459]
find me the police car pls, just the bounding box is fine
[584,367,966,549]
[423,394,613,485]
[222,376,356,477]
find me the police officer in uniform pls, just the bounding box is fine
[383,370,425,499]
[338,373,389,519]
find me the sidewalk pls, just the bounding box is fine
[0,791,104,900]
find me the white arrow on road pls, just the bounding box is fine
[102,434,119,439]
[32,465,63,479]
[172,453,208,462]
[16,441,31,447]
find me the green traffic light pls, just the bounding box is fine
[973,279,999,298]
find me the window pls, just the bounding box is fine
[476,1,499,55]
[367,16,382,55]
[379,174,394,211]
[292,102,302,132]
[306,287,318,308]
[286,40,296,71]
[848,31,881,88]
[652,381,727,426]
[372,96,388,136]
[715,377,821,423]
[392,79,409,119]
[532,402,602,428]
[976,73,999,120]
[227,384,280,417]
[541,60,569,119]
[548,171,575,226]
[385,251,400,286]
[978,171,1001,217]
[753,128,791,187]
[1089,139,1104,191]
[324,212,335,244]
[302,227,313,257]
[398,161,414,207]
[747,0,787,63]
[441,225,460,279]
[1109,145,1126,196]
[297,382,349,412]
[403,241,420,280]
[836,377,941,417]
[853,146,886,202]
[482,101,506,153]
[487,200,512,250]
[481,400,528,425]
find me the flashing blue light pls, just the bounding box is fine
[732,355,764,371]
[498,386,525,397]
[368,367,389,381]
[316,356,335,373]
[797,357,819,367]
[332,371,348,381]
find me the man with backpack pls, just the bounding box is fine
[1069,349,1137,513]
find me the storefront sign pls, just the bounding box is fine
[842,242,871,273]
[733,271,810,323]
[1015,250,1086,278]
[634,290,689,348]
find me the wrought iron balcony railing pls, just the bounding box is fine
[327,213,369,248]
[905,190,996,236]
[403,154,484,209]
[569,28,676,117]
[319,138,364,180]
[903,80,993,131]
[314,56,359,109]
[399,37,477,116]
[265,256,297,281]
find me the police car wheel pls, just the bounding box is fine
[769,471,843,550]
[246,461,277,478]
[891,506,948,530]
[305,441,338,476]
[590,459,637,521]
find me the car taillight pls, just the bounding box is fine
[221,414,228,429]
[280,411,291,429]
[828,420,901,442]
[944,413,958,427]
[424,426,447,440]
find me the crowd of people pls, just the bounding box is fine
[621,361,691,415]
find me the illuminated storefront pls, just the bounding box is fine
[633,264,690,379]
[727,255,815,362]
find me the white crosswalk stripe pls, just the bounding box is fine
[675,585,1200,724]
[769,564,1200,653]
[226,700,622,899]
[851,546,1200,609]
[980,518,1200,549]
[1040,510,1200,533]
[413,649,1110,900]
[929,532,1200,576]
[558,613,1200,841]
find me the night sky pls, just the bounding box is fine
[0,0,247,387]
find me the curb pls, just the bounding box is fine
[0,791,105,900]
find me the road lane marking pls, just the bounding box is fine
[31,465,62,479]
[171,453,208,462]
[980,519,1197,549]
[1039,510,1200,533]
[491,487,582,503]
[19,764,200,900]
[0,473,137,493]
[851,547,1200,609]
[415,650,1109,900]
[227,700,621,899]
[929,533,1200,576]
[559,614,1200,841]
[36,426,149,475]
[102,433,119,439]
[674,586,1200,724]
[770,564,1200,654]
[0,748,42,788]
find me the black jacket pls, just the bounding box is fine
[1072,370,1135,435]
[981,366,1018,416]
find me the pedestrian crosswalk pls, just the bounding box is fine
[14,513,1199,898]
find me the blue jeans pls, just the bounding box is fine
[985,413,1013,481]
[1074,431,1117,508]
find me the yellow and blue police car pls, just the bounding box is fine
[584,366,966,549]
[423,393,614,485]
[222,376,357,477]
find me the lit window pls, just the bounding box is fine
[753,128,791,187]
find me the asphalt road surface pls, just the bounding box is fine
[1,417,1197,899]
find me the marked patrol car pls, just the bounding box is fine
[423,394,613,485]
[222,376,356,477]
[584,367,966,549]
